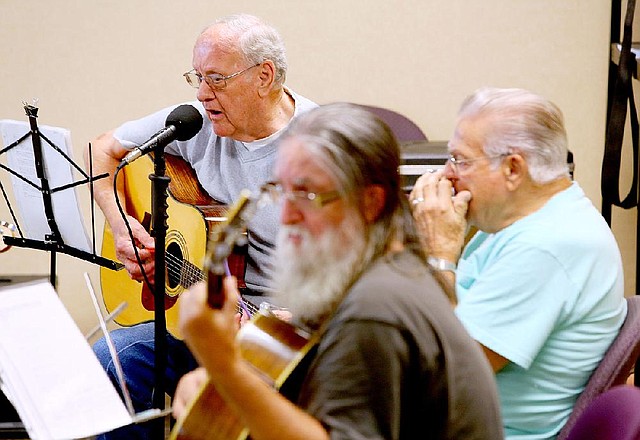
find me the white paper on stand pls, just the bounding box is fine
[0,281,133,439]
[0,119,91,252]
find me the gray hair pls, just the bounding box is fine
[458,87,570,183]
[206,14,288,86]
[281,102,425,261]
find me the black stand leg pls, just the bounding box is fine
[150,153,170,439]
[632,54,640,390]
[47,235,57,289]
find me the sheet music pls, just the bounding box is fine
[0,281,133,439]
[0,119,91,252]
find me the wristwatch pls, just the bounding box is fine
[427,256,457,273]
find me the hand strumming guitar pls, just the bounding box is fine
[113,214,156,283]
[178,277,242,379]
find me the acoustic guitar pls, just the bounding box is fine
[169,193,319,440]
[100,154,247,339]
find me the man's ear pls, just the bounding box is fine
[362,185,386,223]
[257,61,276,97]
[503,153,527,191]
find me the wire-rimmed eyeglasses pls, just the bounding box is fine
[447,153,509,173]
[261,182,341,209]
[183,63,261,90]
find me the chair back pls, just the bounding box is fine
[355,104,427,143]
[565,385,640,440]
[557,296,640,439]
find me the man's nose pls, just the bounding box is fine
[197,81,216,101]
[443,160,457,180]
[280,198,303,225]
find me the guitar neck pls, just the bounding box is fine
[203,190,257,315]
[206,264,225,309]
[205,263,260,316]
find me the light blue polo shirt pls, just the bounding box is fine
[455,182,626,440]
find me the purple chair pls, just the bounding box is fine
[355,104,428,143]
[558,296,640,439]
[565,385,640,440]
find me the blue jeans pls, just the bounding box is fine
[93,321,198,439]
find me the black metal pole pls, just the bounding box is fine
[602,1,621,224]
[49,239,56,289]
[150,151,170,439]
[24,104,64,289]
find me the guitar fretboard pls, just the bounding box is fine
[166,252,259,315]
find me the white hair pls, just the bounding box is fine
[205,13,288,86]
[458,87,570,183]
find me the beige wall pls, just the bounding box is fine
[0,0,630,334]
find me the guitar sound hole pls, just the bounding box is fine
[166,241,184,289]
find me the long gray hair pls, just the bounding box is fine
[281,102,424,263]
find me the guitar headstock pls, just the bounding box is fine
[203,189,255,309]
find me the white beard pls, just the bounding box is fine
[272,215,367,325]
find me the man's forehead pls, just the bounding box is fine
[194,33,241,68]
[449,118,485,153]
[276,141,335,187]
[291,177,311,187]
[275,154,320,183]
[448,129,465,153]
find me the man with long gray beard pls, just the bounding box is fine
[171,103,503,439]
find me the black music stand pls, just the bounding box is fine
[0,102,122,286]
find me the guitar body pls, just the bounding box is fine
[100,154,236,338]
[170,310,318,440]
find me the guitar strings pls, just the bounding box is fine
[163,251,259,315]
[164,252,201,287]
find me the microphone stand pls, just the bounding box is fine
[149,150,170,439]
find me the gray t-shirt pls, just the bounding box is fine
[297,251,503,440]
[114,90,318,295]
